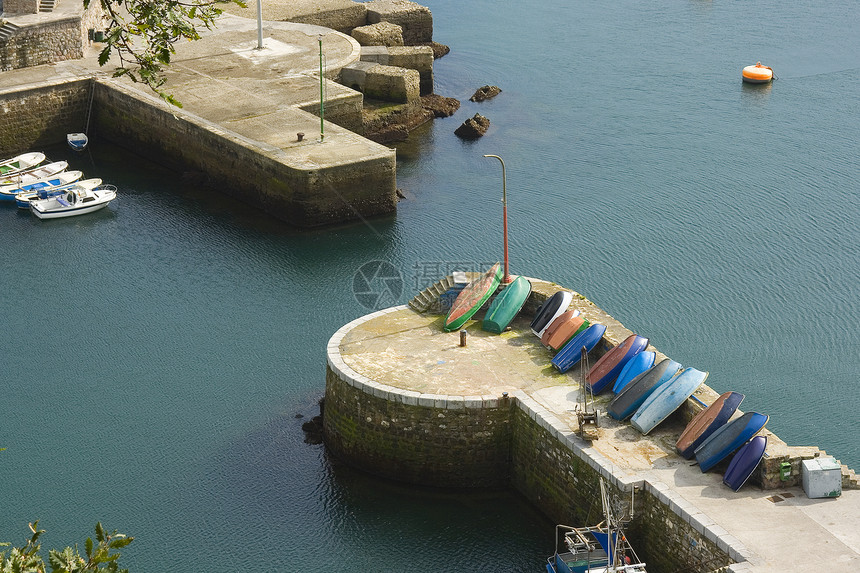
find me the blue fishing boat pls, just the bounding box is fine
[723,435,767,491]
[607,359,682,420]
[676,391,744,459]
[545,480,647,573]
[694,411,769,472]
[551,323,606,373]
[612,351,655,393]
[629,367,708,435]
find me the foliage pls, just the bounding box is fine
[0,522,133,573]
[87,0,246,107]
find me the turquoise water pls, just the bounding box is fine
[1,0,858,571]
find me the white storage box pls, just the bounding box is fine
[801,457,842,498]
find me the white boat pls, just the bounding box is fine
[67,133,89,151]
[0,160,68,186]
[30,183,117,219]
[15,178,103,209]
[0,170,83,201]
[0,152,45,178]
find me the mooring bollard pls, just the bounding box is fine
[459,330,467,347]
[297,132,305,141]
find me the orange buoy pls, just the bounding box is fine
[742,61,774,84]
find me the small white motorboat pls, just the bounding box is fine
[0,160,68,186]
[30,183,117,219]
[0,170,83,202]
[15,178,102,209]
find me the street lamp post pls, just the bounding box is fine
[483,154,511,284]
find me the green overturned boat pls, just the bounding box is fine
[482,275,532,333]
[444,263,503,332]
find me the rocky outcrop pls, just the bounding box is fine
[470,85,501,102]
[454,113,489,139]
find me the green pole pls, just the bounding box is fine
[319,35,325,142]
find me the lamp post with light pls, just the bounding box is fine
[483,154,511,284]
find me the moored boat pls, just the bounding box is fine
[607,358,682,420]
[16,178,102,209]
[531,290,573,337]
[723,435,767,492]
[551,323,606,373]
[694,411,769,472]
[0,152,45,178]
[0,160,67,186]
[612,351,655,394]
[482,275,532,333]
[443,263,503,332]
[30,183,117,219]
[676,391,744,459]
[545,479,646,573]
[67,132,89,151]
[0,170,83,201]
[541,310,585,351]
[630,367,708,435]
[585,334,649,394]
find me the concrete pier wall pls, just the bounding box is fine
[324,305,742,573]
[0,78,90,153]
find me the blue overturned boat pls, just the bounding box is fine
[585,334,649,394]
[723,435,767,491]
[694,411,769,472]
[612,350,655,394]
[630,367,708,435]
[676,391,745,459]
[607,358,681,420]
[551,323,606,373]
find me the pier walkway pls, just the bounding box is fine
[329,288,860,572]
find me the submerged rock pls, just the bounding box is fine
[454,113,490,139]
[469,85,502,102]
[421,93,460,117]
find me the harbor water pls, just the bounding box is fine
[1,0,858,571]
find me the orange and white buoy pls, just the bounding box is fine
[742,61,774,84]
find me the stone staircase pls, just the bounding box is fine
[38,0,55,12]
[408,274,464,314]
[0,21,20,42]
[841,462,860,490]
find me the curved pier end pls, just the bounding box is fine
[325,278,860,573]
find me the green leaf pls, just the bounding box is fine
[95,523,105,544]
[85,537,93,560]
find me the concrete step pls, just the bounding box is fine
[39,0,55,12]
[0,22,20,41]
[407,275,455,313]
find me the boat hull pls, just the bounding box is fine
[612,351,655,394]
[723,435,767,491]
[30,187,116,219]
[443,263,502,332]
[541,310,584,351]
[551,323,606,373]
[607,359,681,420]
[676,391,744,459]
[482,275,532,333]
[694,411,769,472]
[630,367,708,434]
[585,334,649,394]
[530,290,573,336]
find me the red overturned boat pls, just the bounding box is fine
[443,263,502,332]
